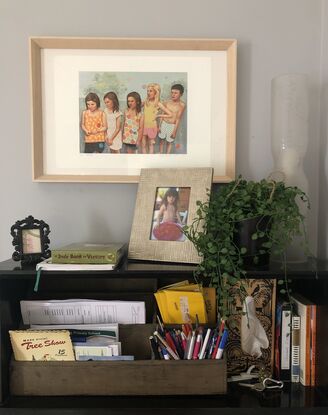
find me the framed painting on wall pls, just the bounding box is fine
[128,168,213,264]
[30,37,236,183]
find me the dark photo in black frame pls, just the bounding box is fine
[11,215,51,264]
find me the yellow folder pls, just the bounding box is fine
[154,281,216,324]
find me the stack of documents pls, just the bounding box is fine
[20,299,146,325]
[154,281,216,325]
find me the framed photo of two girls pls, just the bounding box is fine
[30,37,236,183]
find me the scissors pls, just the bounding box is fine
[238,377,284,392]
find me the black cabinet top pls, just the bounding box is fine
[0,257,327,279]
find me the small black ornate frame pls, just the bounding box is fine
[11,215,51,264]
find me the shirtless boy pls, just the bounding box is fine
[158,84,186,154]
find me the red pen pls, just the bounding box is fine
[182,323,192,338]
[165,330,178,354]
[211,320,225,359]
[181,331,187,351]
[192,332,203,360]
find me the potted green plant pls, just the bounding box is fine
[183,176,310,318]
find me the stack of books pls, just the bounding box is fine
[36,242,127,271]
[274,292,321,387]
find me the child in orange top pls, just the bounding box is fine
[81,92,107,153]
[142,83,172,154]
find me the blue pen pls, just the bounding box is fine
[215,329,228,359]
[206,331,217,359]
[160,345,170,360]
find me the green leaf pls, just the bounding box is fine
[240,247,247,254]
[251,233,258,240]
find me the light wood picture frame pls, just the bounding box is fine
[30,37,236,183]
[128,168,213,263]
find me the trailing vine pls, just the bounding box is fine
[183,176,310,318]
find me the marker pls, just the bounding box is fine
[215,329,228,359]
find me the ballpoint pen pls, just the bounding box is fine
[160,345,171,360]
[164,330,178,355]
[211,320,225,359]
[187,330,196,360]
[149,335,161,360]
[207,331,217,359]
[180,331,187,352]
[154,331,180,360]
[192,332,203,360]
[199,328,211,359]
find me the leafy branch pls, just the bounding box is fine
[183,176,311,318]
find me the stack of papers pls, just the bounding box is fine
[154,281,216,325]
[20,299,146,325]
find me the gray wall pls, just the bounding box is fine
[0,0,325,261]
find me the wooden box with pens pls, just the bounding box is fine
[11,323,227,396]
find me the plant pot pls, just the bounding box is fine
[234,216,271,269]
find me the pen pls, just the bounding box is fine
[172,330,184,359]
[154,331,180,360]
[207,331,217,359]
[165,330,178,354]
[160,345,170,360]
[192,332,202,360]
[211,320,225,359]
[156,314,165,335]
[181,331,187,352]
[199,328,211,359]
[149,335,161,360]
[215,328,228,359]
[187,330,196,360]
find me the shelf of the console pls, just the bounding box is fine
[1,384,327,410]
[0,257,326,279]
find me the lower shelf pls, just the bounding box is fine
[2,384,328,410]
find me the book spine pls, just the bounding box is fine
[274,303,282,379]
[310,304,317,387]
[304,305,311,386]
[280,309,292,380]
[291,315,300,383]
[52,250,121,264]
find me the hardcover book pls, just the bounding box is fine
[36,259,116,271]
[290,293,314,386]
[51,242,127,264]
[274,301,292,380]
[291,314,301,383]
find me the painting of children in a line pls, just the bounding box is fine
[79,72,187,154]
[150,187,190,242]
